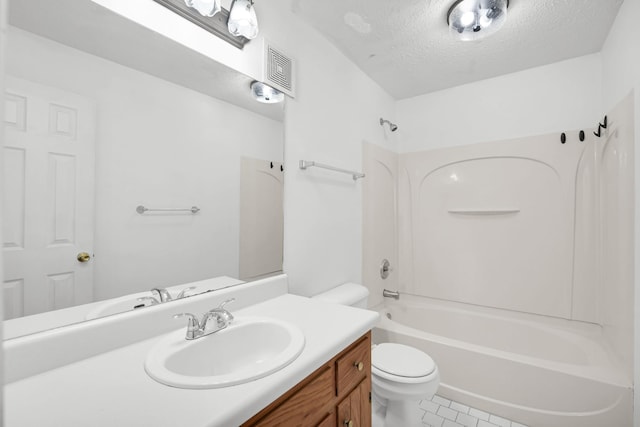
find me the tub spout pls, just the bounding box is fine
[383,289,400,300]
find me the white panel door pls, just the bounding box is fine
[3,77,96,318]
[239,157,284,280]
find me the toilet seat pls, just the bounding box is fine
[372,343,436,383]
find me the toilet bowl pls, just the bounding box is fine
[312,283,441,427]
[371,343,440,427]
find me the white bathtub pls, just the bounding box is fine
[371,295,632,427]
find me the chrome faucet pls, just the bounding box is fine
[173,313,202,340]
[151,286,196,303]
[174,298,236,340]
[203,298,235,329]
[151,288,172,302]
[383,289,400,300]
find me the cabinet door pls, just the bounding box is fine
[337,379,372,427]
[358,379,371,427]
[252,366,334,426]
[337,383,362,427]
[317,411,337,427]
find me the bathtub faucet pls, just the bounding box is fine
[383,289,400,300]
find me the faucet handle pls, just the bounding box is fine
[151,287,172,302]
[206,298,235,327]
[217,298,235,310]
[173,313,201,340]
[176,286,197,299]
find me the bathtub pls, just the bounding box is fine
[371,295,632,427]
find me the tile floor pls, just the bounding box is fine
[419,395,528,427]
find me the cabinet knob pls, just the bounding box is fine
[354,361,364,371]
[344,420,354,427]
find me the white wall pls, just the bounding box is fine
[397,54,602,152]
[88,0,398,298]
[600,0,640,424]
[256,1,397,297]
[95,0,399,298]
[5,28,283,301]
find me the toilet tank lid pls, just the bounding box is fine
[372,343,436,378]
[312,283,369,305]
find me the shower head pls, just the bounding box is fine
[380,118,398,132]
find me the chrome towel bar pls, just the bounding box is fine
[136,205,200,214]
[299,160,365,181]
[447,208,520,215]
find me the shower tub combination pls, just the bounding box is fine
[372,295,632,427]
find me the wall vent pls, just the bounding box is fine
[264,42,295,98]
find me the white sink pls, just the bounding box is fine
[144,316,305,389]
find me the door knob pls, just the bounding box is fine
[77,252,91,263]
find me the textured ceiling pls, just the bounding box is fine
[291,0,625,99]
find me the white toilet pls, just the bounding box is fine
[313,283,440,427]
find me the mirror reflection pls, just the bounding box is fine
[2,0,284,339]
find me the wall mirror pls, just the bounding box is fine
[2,0,284,339]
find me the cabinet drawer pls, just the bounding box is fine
[252,365,335,426]
[335,336,370,396]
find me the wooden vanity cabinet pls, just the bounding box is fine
[242,331,372,427]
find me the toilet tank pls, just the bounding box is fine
[312,283,369,308]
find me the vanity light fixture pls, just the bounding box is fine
[447,0,508,41]
[251,81,285,104]
[228,0,259,40]
[184,0,221,17]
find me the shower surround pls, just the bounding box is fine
[363,94,634,426]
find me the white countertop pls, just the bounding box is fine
[5,294,379,427]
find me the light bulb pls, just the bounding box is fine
[447,0,508,41]
[251,81,284,104]
[184,0,221,17]
[459,11,476,27]
[228,0,259,39]
[479,14,492,27]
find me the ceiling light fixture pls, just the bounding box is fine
[228,0,259,40]
[447,0,509,41]
[184,0,221,17]
[251,81,284,104]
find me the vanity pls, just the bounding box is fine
[243,332,372,426]
[4,275,379,426]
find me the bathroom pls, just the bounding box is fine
[1,0,639,426]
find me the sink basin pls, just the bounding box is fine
[144,316,305,389]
